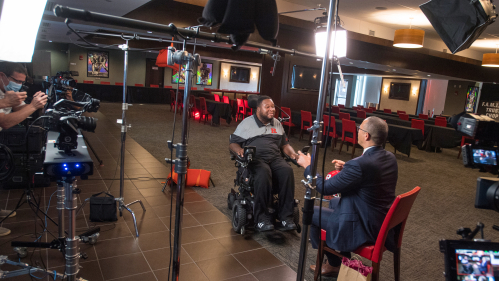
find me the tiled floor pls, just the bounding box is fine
[0,111,297,281]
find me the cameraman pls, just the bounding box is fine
[0,63,47,131]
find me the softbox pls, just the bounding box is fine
[420,0,497,54]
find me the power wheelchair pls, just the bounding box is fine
[227,146,307,235]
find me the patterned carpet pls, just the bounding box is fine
[93,102,499,281]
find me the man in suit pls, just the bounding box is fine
[297,116,398,277]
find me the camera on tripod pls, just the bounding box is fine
[438,178,499,280]
[451,113,499,174]
[41,71,100,153]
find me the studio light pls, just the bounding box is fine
[315,26,347,58]
[314,14,347,58]
[393,19,425,48]
[482,45,499,67]
[0,0,47,62]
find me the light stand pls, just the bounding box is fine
[117,39,146,237]
[296,0,338,280]
[164,46,200,281]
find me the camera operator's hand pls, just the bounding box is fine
[3,90,26,107]
[29,91,47,109]
[332,160,345,171]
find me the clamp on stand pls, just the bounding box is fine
[116,38,146,237]
[163,45,201,281]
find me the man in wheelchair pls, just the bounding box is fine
[229,95,300,232]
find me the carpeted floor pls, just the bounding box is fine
[92,102,499,281]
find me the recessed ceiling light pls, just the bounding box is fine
[49,40,52,42]
[427,75,431,76]
[375,7,387,10]
[148,51,151,52]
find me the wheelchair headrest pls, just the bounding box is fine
[248,94,272,109]
[248,95,259,109]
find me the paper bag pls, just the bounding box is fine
[337,257,372,281]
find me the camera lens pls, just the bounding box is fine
[61,78,76,88]
[77,116,97,132]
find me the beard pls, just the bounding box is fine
[257,112,273,124]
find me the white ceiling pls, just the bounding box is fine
[277,0,499,54]
[36,0,497,81]
[40,0,499,54]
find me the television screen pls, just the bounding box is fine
[472,149,497,166]
[455,249,498,279]
[291,65,321,91]
[229,66,250,83]
[389,83,411,101]
[196,63,212,86]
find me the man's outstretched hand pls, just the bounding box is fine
[332,159,345,171]
[297,151,311,168]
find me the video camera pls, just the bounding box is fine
[42,71,100,112]
[41,71,100,153]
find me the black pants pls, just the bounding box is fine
[310,198,350,267]
[250,157,295,223]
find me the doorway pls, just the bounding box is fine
[145,59,164,87]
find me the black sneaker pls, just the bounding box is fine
[255,217,274,232]
[279,218,296,231]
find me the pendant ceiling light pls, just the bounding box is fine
[393,18,425,49]
[482,45,499,67]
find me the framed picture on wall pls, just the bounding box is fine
[87,51,109,78]
[172,65,186,84]
[229,66,250,83]
[196,63,212,85]
[465,86,479,113]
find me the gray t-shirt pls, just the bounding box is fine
[230,114,288,162]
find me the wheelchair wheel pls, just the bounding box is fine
[227,192,236,210]
[293,206,301,233]
[232,202,247,235]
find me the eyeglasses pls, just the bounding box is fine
[8,76,25,84]
[357,125,370,135]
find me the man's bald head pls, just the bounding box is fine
[364,116,388,146]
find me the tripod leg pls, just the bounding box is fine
[125,200,146,211]
[121,204,139,237]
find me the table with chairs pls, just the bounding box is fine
[292,111,424,157]
[193,96,232,125]
[354,109,462,152]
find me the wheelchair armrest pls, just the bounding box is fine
[230,146,256,164]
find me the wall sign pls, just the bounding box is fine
[476,83,499,121]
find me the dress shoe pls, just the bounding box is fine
[0,209,16,218]
[309,262,340,277]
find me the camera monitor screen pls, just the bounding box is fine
[455,249,499,280]
[473,149,498,166]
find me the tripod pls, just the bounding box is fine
[115,38,146,237]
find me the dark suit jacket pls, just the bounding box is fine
[304,146,398,252]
